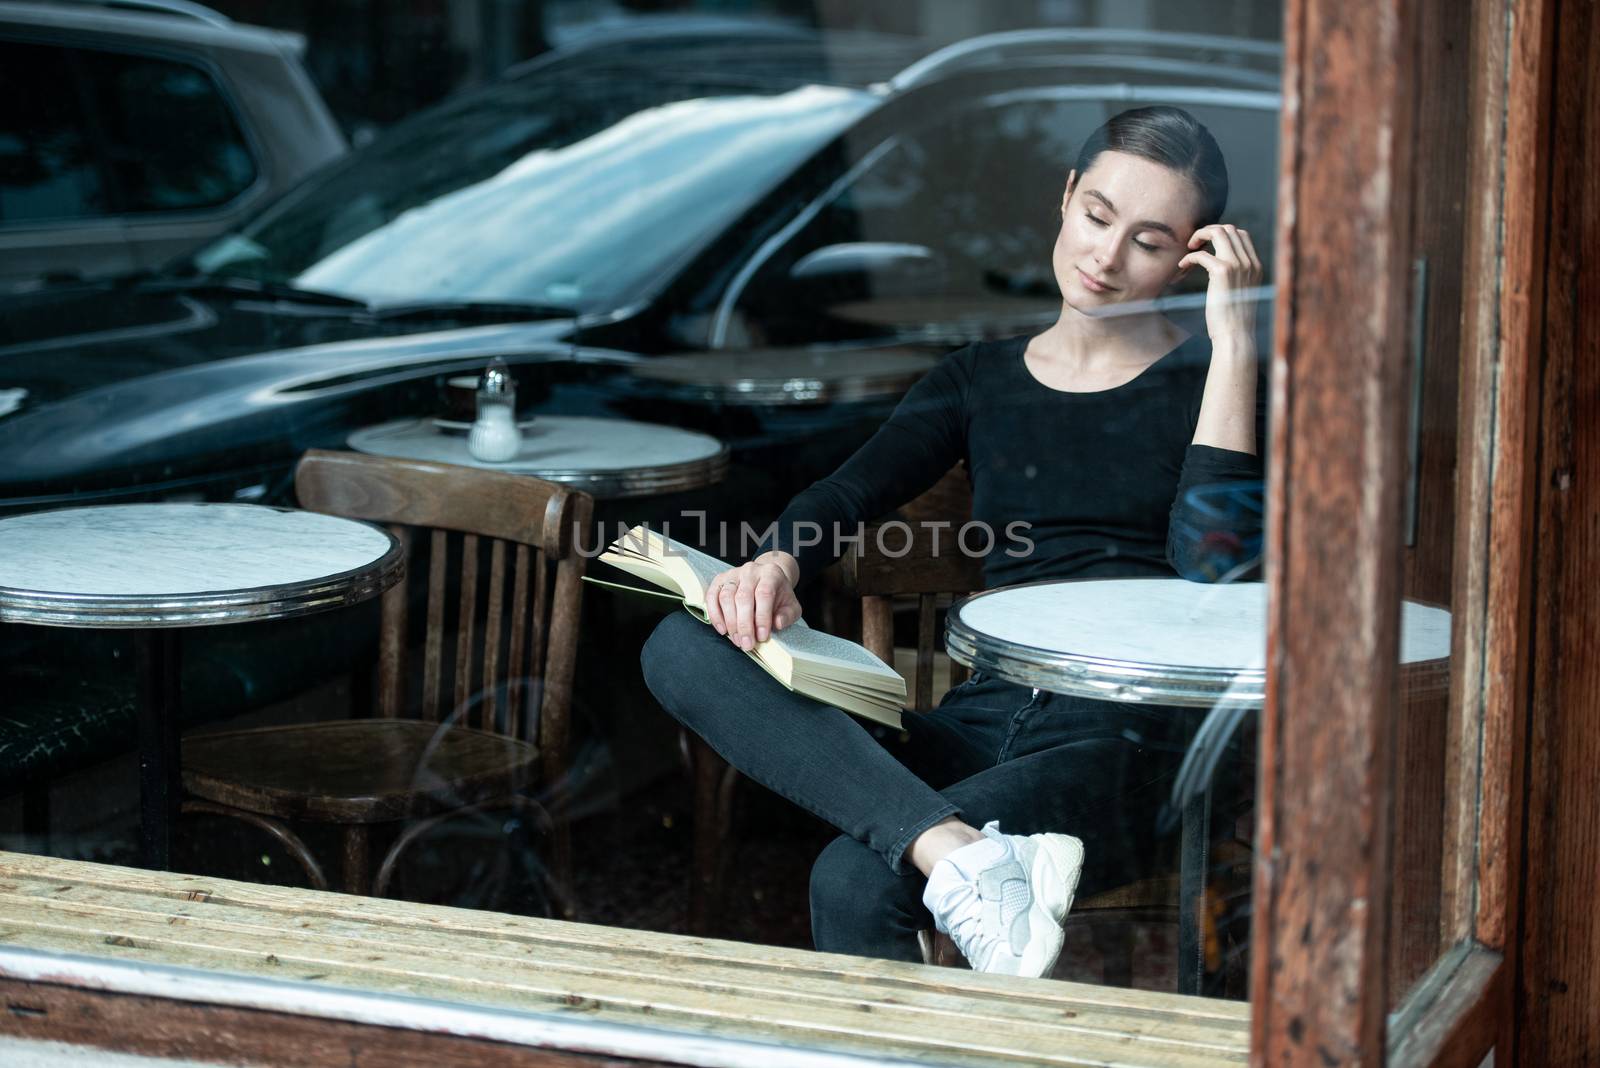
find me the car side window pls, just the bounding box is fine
[0,40,110,225]
[725,97,1102,348]
[723,94,1276,351]
[79,47,258,214]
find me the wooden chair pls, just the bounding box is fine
[180,449,593,908]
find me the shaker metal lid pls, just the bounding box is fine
[478,357,515,395]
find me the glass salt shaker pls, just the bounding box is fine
[467,358,520,462]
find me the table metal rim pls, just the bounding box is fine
[0,524,406,629]
[944,620,1265,708]
[527,449,729,498]
[948,581,1268,673]
[638,375,929,406]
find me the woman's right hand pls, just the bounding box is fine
[705,551,802,651]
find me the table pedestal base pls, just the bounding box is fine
[135,630,181,871]
[1177,786,1211,996]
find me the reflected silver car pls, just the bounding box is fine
[0,0,346,292]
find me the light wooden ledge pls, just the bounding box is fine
[0,852,1247,1067]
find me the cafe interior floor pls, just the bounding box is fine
[0,674,1187,994]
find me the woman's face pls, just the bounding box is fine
[1052,149,1203,314]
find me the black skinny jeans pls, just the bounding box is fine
[641,609,1197,963]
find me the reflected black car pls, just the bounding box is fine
[0,29,1280,516]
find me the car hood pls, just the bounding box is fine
[0,285,600,500]
[0,285,467,404]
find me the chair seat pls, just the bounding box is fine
[183,720,540,825]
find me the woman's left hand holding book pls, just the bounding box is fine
[705,551,803,652]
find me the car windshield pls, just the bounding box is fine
[187,75,876,312]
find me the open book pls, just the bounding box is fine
[592,525,906,729]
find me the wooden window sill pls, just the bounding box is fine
[0,852,1246,1066]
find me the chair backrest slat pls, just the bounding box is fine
[478,539,507,733]
[377,524,412,719]
[538,553,585,775]
[453,533,480,719]
[915,593,937,714]
[861,595,894,664]
[294,449,592,746]
[528,548,550,731]
[506,543,532,743]
[422,529,449,721]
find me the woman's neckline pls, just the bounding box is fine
[1016,330,1194,396]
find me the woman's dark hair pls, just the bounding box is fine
[1071,106,1229,227]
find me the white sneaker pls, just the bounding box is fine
[921,821,1085,977]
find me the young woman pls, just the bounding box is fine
[641,106,1263,978]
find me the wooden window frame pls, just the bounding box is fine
[1254,0,1554,1064]
[0,0,1568,1063]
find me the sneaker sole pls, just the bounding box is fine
[1014,834,1085,978]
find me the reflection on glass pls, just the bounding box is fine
[728,89,1278,351]
[1385,0,1475,1015]
[2,7,1292,1014]
[195,85,876,311]
[0,41,109,224]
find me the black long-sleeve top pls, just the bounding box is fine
[761,334,1264,589]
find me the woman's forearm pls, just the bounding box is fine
[1191,338,1258,455]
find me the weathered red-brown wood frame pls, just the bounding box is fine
[1250,0,1419,1058]
[1252,0,1581,1064]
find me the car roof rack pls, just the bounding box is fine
[889,29,1282,91]
[52,0,233,28]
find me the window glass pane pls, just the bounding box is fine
[81,48,257,212]
[1386,0,1478,1011]
[0,40,109,224]
[1,2,1295,1041]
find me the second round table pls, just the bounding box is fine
[347,415,729,499]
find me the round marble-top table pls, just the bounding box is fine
[347,415,728,499]
[829,295,1061,340]
[944,577,1452,993]
[945,578,1452,707]
[0,503,405,869]
[627,347,938,405]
